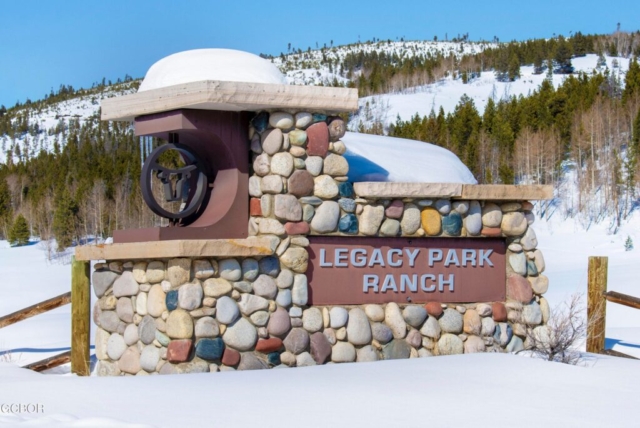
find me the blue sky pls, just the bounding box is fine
[0,0,635,107]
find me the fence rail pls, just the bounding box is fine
[586,256,639,359]
[603,291,640,310]
[23,351,71,372]
[0,257,91,375]
[0,292,71,329]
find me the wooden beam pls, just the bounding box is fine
[23,351,71,372]
[71,257,91,376]
[604,291,640,310]
[587,256,608,354]
[0,292,71,329]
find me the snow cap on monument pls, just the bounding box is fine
[138,48,288,92]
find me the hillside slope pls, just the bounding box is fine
[0,40,632,165]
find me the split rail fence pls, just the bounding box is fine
[2,254,637,371]
[0,257,91,374]
[586,256,640,359]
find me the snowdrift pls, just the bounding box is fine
[342,132,477,184]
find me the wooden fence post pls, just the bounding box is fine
[586,256,607,354]
[71,256,91,376]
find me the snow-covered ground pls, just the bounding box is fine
[1,352,638,427]
[535,211,640,358]
[0,243,83,370]
[1,209,640,427]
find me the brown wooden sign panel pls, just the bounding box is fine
[307,236,506,305]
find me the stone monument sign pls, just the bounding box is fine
[76,49,553,376]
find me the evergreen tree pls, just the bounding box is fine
[622,57,640,105]
[635,107,640,143]
[0,177,11,239]
[625,236,634,251]
[623,109,640,199]
[435,107,449,148]
[53,188,77,251]
[494,48,510,82]
[545,59,554,82]
[492,110,516,183]
[596,51,607,69]
[8,214,29,246]
[508,52,521,81]
[554,36,574,74]
[631,109,640,164]
[483,98,497,133]
[533,49,545,75]
[571,32,588,57]
[449,95,482,175]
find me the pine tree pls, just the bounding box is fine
[533,49,544,75]
[596,51,607,69]
[571,32,588,57]
[625,236,634,251]
[493,110,516,183]
[494,49,509,82]
[629,109,640,180]
[449,95,482,176]
[483,98,497,134]
[622,57,640,105]
[8,214,30,246]
[545,59,554,82]
[0,177,11,239]
[53,188,77,251]
[554,36,573,74]
[634,109,640,149]
[508,52,521,81]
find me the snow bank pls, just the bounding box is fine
[342,132,477,184]
[1,353,639,427]
[138,49,288,92]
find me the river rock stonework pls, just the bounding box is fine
[93,110,549,375]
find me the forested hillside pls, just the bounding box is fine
[1,30,639,249]
[268,31,640,95]
[390,61,640,229]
